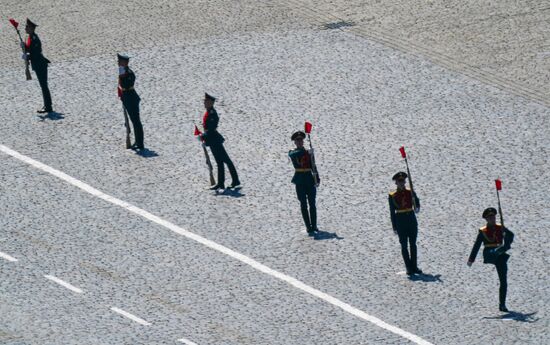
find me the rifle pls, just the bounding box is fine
[495,179,504,227]
[399,146,417,210]
[202,144,216,186]
[304,121,319,186]
[487,178,515,260]
[122,104,132,149]
[8,19,32,81]
[194,125,216,186]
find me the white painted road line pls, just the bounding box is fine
[0,144,433,345]
[44,275,84,294]
[110,307,151,326]
[0,251,18,262]
[177,338,199,345]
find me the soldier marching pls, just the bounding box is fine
[468,207,514,312]
[23,19,54,114]
[199,93,241,191]
[388,171,422,275]
[288,130,319,235]
[117,53,145,151]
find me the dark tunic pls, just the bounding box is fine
[26,33,50,70]
[119,67,141,103]
[468,224,514,264]
[288,147,316,186]
[202,108,225,147]
[388,189,420,231]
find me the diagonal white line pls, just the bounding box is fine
[0,144,433,345]
[44,275,84,293]
[177,338,199,345]
[110,307,151,326]
[0,251,18,262]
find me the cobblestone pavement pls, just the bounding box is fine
[0,1,548,344]
[272,0,550,106]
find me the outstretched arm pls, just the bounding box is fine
[468,232,483,265]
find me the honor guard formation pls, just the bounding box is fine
[7,17,524,315]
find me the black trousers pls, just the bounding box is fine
[495,255,508,306]
[123,97,144,149]
[396,224,418,272]
[295,183,317,231]
[209,143,239,187]
[34,66,52,111]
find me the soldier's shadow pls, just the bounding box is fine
[37,112,64,121]
[408,273,443,283]
[483,311,538,323]
[313,230,344,240]
[136,148,159,158]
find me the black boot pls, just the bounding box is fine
[229,180,241,188]
[412,268,423,274]
[400,244,412,275]
[309,206,318,232]
[301,207,313,234]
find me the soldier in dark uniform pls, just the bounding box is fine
[289,131,319,235]
[389,172,422,275]
[200,93,240,190]
[468,207,514,312]
[23,19,53,113]
[117,54,144,150]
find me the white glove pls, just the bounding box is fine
[21,53,28,60]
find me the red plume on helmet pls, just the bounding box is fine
[304,121,312,134]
